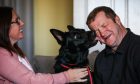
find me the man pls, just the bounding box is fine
[86,6,140,84]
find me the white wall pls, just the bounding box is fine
[74,0,140,53]
[128,0,140,34]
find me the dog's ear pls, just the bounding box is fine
[67,25,75,31]
[87,31,98,47]
[50,29,64,45]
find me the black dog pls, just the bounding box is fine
[50,25,98,84]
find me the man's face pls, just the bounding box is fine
[89,11,122,49]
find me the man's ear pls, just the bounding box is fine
[50,29,64,45]
[115,15,121,25]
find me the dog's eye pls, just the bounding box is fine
[74,35,77,39]
[74,34,81,39]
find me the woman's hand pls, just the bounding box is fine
[67,68,88,83]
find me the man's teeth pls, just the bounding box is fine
[105,34,111,40]
[20,29,23,32]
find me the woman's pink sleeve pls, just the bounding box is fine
[0,49,69,84]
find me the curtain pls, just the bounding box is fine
[0,0,34,64]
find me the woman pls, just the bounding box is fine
[0,6,88,84]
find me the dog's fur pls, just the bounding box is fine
[50,25,97,84]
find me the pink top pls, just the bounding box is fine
[0,48,69,84]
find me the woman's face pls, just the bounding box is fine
[9,10,24,45]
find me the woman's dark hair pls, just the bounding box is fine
[0,6,25,57]
[86,6,117,26]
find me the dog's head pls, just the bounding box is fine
[50,25,98,52]
[50,25,98,68]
